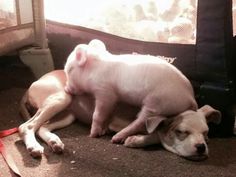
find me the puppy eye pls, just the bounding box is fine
[205,135,209,143]
[203,131,209,136]
[175,129,189,135]
[203,131,209,143]
[175,129,182,135]
[175,129,189,140]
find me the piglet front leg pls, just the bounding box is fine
[111,105,164,144]
[124,133,160,148]
[111,106,148,143]
[90,94,117,137]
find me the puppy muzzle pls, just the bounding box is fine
[184,154,208,161]
[184,143,208,161]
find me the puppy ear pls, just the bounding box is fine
[75,45,88,66]
[199,105,221,124]
[146,116,166,134]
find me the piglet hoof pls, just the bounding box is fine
[111,134,126,144]
[124,135,144,148]
[89,126,108,138]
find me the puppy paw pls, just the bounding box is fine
[27,144,44,158]
[19,125,44,158]
[47,135,64,154]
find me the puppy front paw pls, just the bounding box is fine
[27,144,44,158]
[19,124,44,158]
[47,135,64,154]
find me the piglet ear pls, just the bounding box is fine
[89,39,106,51]
[146,116,166,134]
[199,105,221,124]
[75,44,88,66]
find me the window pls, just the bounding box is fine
[0,0,33,30]
[45,0,197,44]
[233,0,236,36]
[0,0,17,30]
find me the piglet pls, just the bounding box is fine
[64,39,197,143]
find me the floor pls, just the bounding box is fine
[0,56,236,177]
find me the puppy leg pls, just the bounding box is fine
[20,123,45,158]
[124,133,160,148]
[19,91,72,157]
[37,111,75,154]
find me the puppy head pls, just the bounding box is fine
[146,105,221,161]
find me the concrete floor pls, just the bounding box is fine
[0,57,236,177]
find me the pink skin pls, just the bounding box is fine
[64,39,197,143]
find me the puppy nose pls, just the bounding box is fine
[195,143,206,154]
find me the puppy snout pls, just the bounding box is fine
[195,143,206,154]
